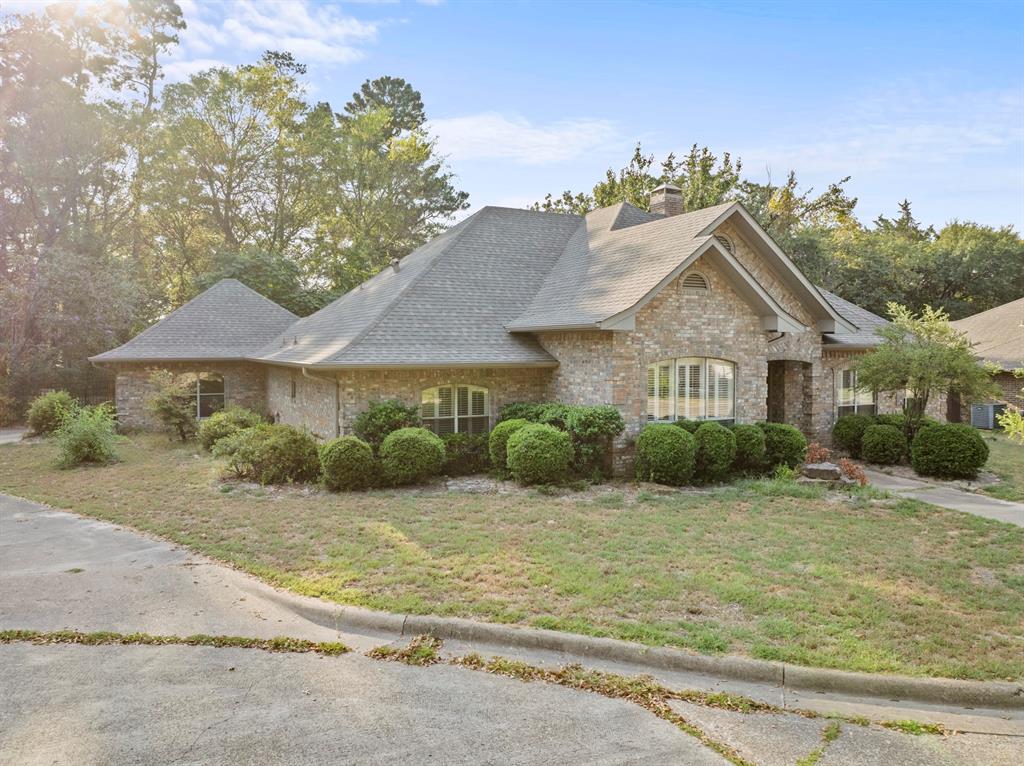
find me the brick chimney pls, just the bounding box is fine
[650,183,683,217]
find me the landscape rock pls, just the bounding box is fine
[803,462,842,480]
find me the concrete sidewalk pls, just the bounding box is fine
[865,469,1024,527]
[0,428,26,445]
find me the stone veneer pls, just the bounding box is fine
[111,362,265,430]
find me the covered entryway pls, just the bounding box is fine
[767,359,814,433]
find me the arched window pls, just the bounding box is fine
[646,358,735,423]
[421,385,490,434]
[681,272,709,290]
[195,373,225,418]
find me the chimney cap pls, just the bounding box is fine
[651,183,682,195]
[390,257,401,273]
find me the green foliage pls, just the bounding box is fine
[673,419,701,433]
[758,422,807,468]
[214,424,320,485]
[380,427,445,485]
[440,433,490,476]
[55,404,120,468]
[319,436,376,491]
[562,405,625,478]
[506,424,573,486]
[910,423,989,479]
[197,407,265,451]
[27,391,78,435]
[693,421,737,482]
[732,424,767,472]
[145,371,197,441]
[353,400,421,452]
[635,424,697,486]
[861,424,907,465]
[832,414,875,457]
[489,418,530,470]
[0,392,19,427]
[498,402,544,422]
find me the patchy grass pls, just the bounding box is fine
[880,719,948,736]
[2,435,1023,680]
[0,628,348,655]
[367,635,443,665]
[982,432,1024,502]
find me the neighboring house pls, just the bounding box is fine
[950,298,1024,422]
[91,185,911,470]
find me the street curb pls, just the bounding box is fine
[258,586,1024,711]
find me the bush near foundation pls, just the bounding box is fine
[214,424,320,485]
[319,436,376,491]
[380,427,445,485]
[197,407,266,451]
[441,432,490,476]
[635,424,697,486]
[910,423,989,479]
[861,424,906,465]
[353,400,421,453]
[832,414,874,457]
[693,421,737,482]
[55,404,120,468]
[506,423,573,485]
[489,418,530,471]
[731,424,767,472]
[758,422,807,468]
[673,419,701,434]
[27,390,77,435]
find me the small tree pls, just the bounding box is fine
[146,370,197,441]
[856,303,998,441]
[997,368,1024,444]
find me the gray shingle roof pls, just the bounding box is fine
[951,297,1024,369]
[91,279,297,362]
[818,289,889,347]
[255,207,581,367]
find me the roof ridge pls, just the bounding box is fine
[952,296,1024,323]
[323,210,486,365]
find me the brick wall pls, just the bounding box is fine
[266,366,338,439]
[111,362,265,430]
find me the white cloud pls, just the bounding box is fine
[429,112,619,165]
[163,57,230,82]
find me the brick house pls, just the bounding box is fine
[91,186,911,470]
[949,298,1024,422]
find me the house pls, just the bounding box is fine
[91,185,911,470]
[950,298,1024,422]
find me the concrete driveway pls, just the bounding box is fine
[0,428,26,445]
[1,494,1021,766]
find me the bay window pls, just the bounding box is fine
[646,357,735,423]
[421,385,490,434]
[836,369,875,416]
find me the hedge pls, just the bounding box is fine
[832,414,874,457]
[27,391,77,436]
[732,424,766,472]
[380,427,445,485]
[441,432,490,476]
[861,424,906,465]
[319,436,376,491]
[910,423,989,479]
[489,418,530,470]
[506,423,573,485]
[758,422,807,468]
[635,424,697,486]
[197,407,265,451]
[354,400,420,452]
[214,424,320,485]
[693,421,737,482]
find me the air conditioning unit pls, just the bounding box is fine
[970,403,1007,430]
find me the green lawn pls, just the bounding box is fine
[2,435,1023,681]
[981,432,1024,502]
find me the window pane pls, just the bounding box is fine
[421,388,437,420]
[647,365,656,421]
[198,375,224,395]
[437,386,453,418]
[858,404,876,416]
[198,394,224,418]
[459,415,489,434]
[708,360,735,419]
[457,386,469,420]
[677,360,703,420]
[470,389,486,417]
[657,363,672,420]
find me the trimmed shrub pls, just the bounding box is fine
[861,424,906,465]
[562,404,625,478]
[732,424,766,472]
[55,404,119,468]
[758,422,807,468]
[694,421,737,482]
[498,402,546,423]
[380,427,445,485]
[489,418,530,470]
[832,414,874,457]
[214,424,320,485]
[873,413,906,430]
[673,419,701,434]
[319,436,376,491]
[197,407,265,451]
[910,423,989,479]
[27,391,77,435]
[506,423,573,485]
[353,400,420,452]
[441,432,490,476]
[634,424,697,486]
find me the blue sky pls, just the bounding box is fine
[15,0,1024,228]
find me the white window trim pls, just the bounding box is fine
[421,384,491,434]
[646,357,736,423]
[195,374,225,420]
[836,368,876,415]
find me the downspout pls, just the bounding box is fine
[302,367,341,437]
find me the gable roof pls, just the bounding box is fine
[818,289,890,348]
[951,297,1024,370]
[254,207,581,368]
[91,279,297,363]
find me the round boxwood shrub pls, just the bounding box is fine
[27,390,77,435]
[506,423,573,485]
[694,421,737,482]
[488,418,530,469]
[214,424,320,485]
[380,427,445,485]
[197,406,265,451]
[861,424,906,465]
[732,424,766,472]
[910,423,989,479]
[634,424,697,486]
[320,436,376,491]
[832,414,874,457]
[758,422,807,468]
[673,419,701,434]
